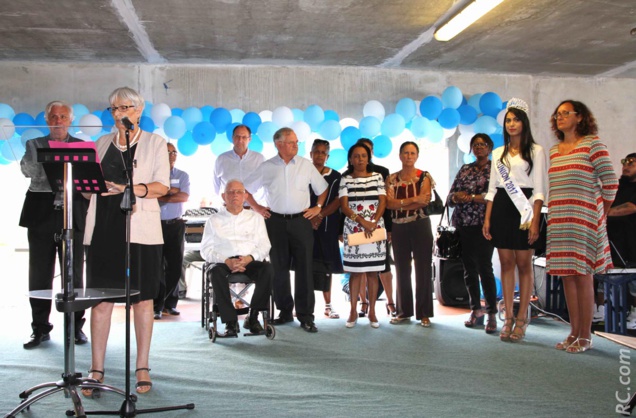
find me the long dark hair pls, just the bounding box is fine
[501,107,536,174]
[550,99,598,141]
[344,143,372,176]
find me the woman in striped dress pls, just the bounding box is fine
[547,100,618,354]
[339,143,387,328]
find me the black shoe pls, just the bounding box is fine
[154,311,162,320]
[75,329,89,345]
[273,312,294,325]
[178,290,187,299]
[300,320,318,333]
[222,321,239,337]
[163,308,180,316]
[244,317,264,334]
[23,331,51,349]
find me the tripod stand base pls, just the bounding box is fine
[4,373,128,418]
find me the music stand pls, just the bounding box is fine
[5,147,134,418]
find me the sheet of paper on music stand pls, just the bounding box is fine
[348,228,387,246]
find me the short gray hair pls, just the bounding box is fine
[273,127,294,142]
[44,100,74,122]
[108,87,145,110]
[224,179,245,193]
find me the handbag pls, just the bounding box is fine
[347,227,387,246]
[434,203,461,259]
[425,189,444,216]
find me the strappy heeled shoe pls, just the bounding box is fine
[81,369,104,398]
[464,310,485,328]
[566,338,593,354]
[358,302,369,318]
[485,314,497,334]
[510,318,528,343]
[324,304,339,319]
[386,303,397,318]
[555,334,578,350]
[500,317,514,341]
[135,367,153,394]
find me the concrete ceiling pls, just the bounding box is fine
[1,0,635,78]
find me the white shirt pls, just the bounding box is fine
[244,154,328,214]
[213,149,264,195]
[200,206,271,264]
[485,144,547,204]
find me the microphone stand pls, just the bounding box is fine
[86,121,194,416]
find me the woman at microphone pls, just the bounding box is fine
[82,87,169,396]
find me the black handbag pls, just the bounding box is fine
[425,189,444,216]
[434,203,461,259]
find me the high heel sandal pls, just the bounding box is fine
[555,334,578,350]
[510,318,528,343]
[324,304,340,319]
[385,303,397,318]
[358,302,369,318]
[464,310,485,328]
[81,369,104,398]
[500,317,514,341]
[566,338,593,354]
[135,367,153,394]
[485,314,497,334]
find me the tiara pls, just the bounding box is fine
[506,97,529,114]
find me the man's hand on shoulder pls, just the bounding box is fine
[252,203,271,219]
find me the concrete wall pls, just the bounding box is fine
[2,62,635,248]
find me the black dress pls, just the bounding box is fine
[85,143,162,302]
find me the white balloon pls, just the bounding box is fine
[259,110,273,122]
[458,123,475,135]
[395,129,415,143]
[79,114,103,136]
[496,108,507,126]
[457,132,473,154]
[272,106,294,128]
[151,103,172,128]
[443,127,457,139]
[363,100,385,120]
[291,121,311,142]
[73,132,93,141]
[0,118,15,140]
[339,117,359,129]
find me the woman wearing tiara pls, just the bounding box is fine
[483,98,547,343]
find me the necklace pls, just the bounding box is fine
[113,129,141,151]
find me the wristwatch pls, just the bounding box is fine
[471,194,475,202]
[317,203,322,208]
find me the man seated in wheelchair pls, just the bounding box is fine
[201,179,273,337]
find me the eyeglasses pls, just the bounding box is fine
[107,105,136,113]
[553,111,577,120]
[472,143,489,149]
[225,190,246,195]
[233,135,251,140]
[279,141,298,146]
[621,158,636,165]
[168,151,178,156]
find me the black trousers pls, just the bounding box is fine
[265,215,315,322]
[27,216,85,333]
[155,220,186,311]
[210,261,273,323]
[458,225,497,314]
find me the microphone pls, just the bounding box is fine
[121,116,134,130]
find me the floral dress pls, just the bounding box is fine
[339,172,387,273]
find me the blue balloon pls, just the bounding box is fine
[437,108,461,129]
[420,96,443,120]
[480,92,503,117]
[164,116,187,139]
[359,116,381,138]
[381,113,406,137]
[211,133,232,155]
[457,105,478,125]
[304,105,325,132]
[72,104,90,119]
[181,107,203,131]
[340,126,361,150]
[427,120,444,143]
[225,122,240,141]
[396,98,416,123]
[491,133,504,148]
[192,121,216,145]
[142,101,153,117]
[463,153,476,164]
[0,103,15,120]
[21,128,44,147]
[292,108,304,122]
[13,113,36,135]
[248,133,263,153]
[441,86,463,109]
[177,132,198,156]
[257,121,279,143]
[200,105,214,122]
[0,152,11,165]
[372,135,392,158]
[139,115,156,132]
[468,94,483,113]
[410,116,430,138]
[242,112,262,133]
[34,112,49,135]
[210,107,232,133]
[171,107,183,117]
[473,115,498,135]
[326,148,347,171]
[0,141,16,161]
[319,120,341,140]
[322,110,339,122]
[230,108,246,123]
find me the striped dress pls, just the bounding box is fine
[546,136,618,276]
[339,172,387,273]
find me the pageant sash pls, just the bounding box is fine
[495,158,533,230]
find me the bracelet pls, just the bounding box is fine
[349,212,357,221]
[139,183,148,198]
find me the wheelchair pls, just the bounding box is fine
[202,262,275,342]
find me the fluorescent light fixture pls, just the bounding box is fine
[434,0,505,41]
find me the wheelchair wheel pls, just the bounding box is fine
[266,324,276,340]
[209,326,217,343]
